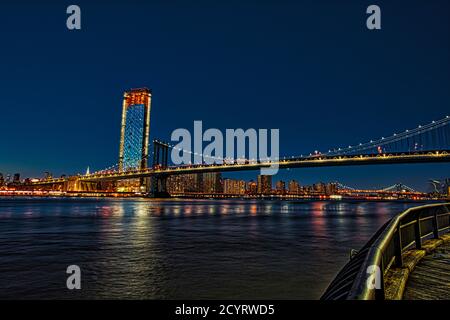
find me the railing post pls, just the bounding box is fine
[432,209,439,239]
[415,212,422,249]
[445,205,450,229]
[394,223,403,267]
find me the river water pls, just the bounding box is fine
[0,198,430,299]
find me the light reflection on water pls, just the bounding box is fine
[0,198,431,299]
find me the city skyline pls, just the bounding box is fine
[2,168,448,200]
[1,1,450,190]
[1,99,449,192]
[1,94,449,192]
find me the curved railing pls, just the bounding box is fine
[321,202,450,300]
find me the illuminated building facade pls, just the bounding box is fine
[257,175,272,194]
[313,182,326,194]
[166,174,204,194]
[275,180,286,194]
[202,173,222,193]
[119,88,152,172]
[247,180,257,194]
[325,183,338,195]
[167,173,223,194]
[288,180,300,194]
[166,175,185,193]
[223,179,246,195]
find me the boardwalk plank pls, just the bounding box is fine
[407,275,450,289]
[406,281,450,295]
[403,241,450,300]
[412,268,450,281]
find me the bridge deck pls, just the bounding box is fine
[403,239,450,300]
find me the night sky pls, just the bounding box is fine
[0,0,449,191]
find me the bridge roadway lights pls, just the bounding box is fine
[28,151,450,191]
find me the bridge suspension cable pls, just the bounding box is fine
[324,116,450,156]
[90,115,450,175]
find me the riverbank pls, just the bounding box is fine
[0,189,447,202]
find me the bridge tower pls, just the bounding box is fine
[151,140,170,197]
[153,140,169,169]
[118,88,152,172]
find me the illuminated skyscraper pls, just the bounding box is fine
[247,180,257,194]
[202,172,222,193]
[118,88,152,171]
[257,175,272,194]
[223,179,246,195]
[275,180,286,194]
[288,180,300,194]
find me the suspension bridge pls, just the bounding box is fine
[336,182,420,194]
[22,87,449,195]
[28,114,450,195]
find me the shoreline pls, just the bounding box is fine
[0,191,447,203]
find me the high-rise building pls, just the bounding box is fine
[247,180,257,194]
[275,180,286,194]
[167,173,204,193]
[257,175,272,194]
[223,179,232,194]
[119,88,152,172]
[288,180,300,194]
[166,174,185,193]
[325,182,338,195]
[12,173,20,185]
[303,185,313,194]
[185,174,203,192]
[313,182,326,194]
[202,172,222,193]
[223,179,246,195]
[237,180,246,194]
[0,173,3,187]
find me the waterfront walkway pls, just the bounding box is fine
[403,239,450,300]
[321,203,450,300]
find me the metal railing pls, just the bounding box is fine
[321,202,450,300]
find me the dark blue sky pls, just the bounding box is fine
[0,0,449,191]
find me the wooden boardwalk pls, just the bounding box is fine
[403,241,450,300]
